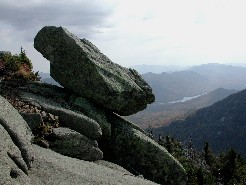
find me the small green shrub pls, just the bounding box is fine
[2,47,33,72]
[19,47,33,70]
[1,47,39,81]
[5,54,22,71]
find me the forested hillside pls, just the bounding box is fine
[157,135,246,184]
[154,89,246,157]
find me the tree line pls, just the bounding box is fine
[157,134,246,184]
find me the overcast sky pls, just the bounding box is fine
[1,0,246,72]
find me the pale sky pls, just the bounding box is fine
[1,0,246,72]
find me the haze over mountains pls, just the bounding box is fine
[141,63,246,103]
[130,64,188,74]
[189,63,246,90]
[131,63,246,74]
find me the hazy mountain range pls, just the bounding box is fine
[142,63,246,103]
[131,63,246,74]
[130,64,188,74]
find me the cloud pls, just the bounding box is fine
[0,0,114,40]
[0,0,116,72]
[1,0,246,73]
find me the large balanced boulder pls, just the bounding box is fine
[34,26,155,115]
[24,81,185,184]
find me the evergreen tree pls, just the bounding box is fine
[203,141,216,167]
[156,133,246,184]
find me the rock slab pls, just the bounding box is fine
[34,26,155,115]
[0,95,34,170]
[0,94,158,185]
[28,145,158,185]
[21,92,102,139]
[0,124,31,184]
[50,127,103,161]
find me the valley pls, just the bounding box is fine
[154,89,246,157]
[125,88,237,129]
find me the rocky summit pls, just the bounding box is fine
[0,37,185,184]
[34,26,155,116]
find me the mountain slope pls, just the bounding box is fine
[126,88,237,129]
[154,89,246,156]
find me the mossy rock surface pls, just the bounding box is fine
[107,113,186,185]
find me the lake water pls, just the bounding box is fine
[168,93,207,104]
[157,93,207,105]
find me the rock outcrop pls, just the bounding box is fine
[0,28,187,184]
[50,127,103,161]
[34,26,155,116]
[0,95,34,171]
[0,94,158,185]
[18,81,186,184]
[21,91,102,139]
[29,145,158,185]
[0,124,31,184]
[108,113,186,185]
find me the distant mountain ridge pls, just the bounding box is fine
[142,71,210,103]
[154,89,246,157]
[39,72,61,86]
[188,63,246,90]
[131,63,246,74]
[142,63,246,103]
[130,64,188,74]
